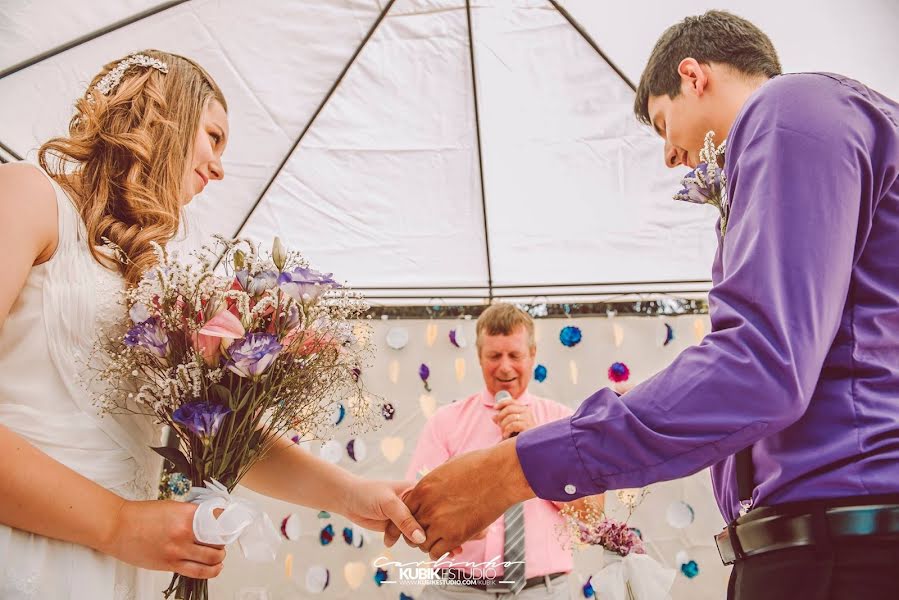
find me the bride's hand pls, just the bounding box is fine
[101,499,226,579]
[340,479,427,545]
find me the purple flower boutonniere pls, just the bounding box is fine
[674,131,729,238]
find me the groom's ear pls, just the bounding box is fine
[677,58,710,97]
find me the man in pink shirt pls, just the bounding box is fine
[406,304,602,599]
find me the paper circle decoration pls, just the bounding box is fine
[666,500,695,529]
[347,438,367,462]
[419,394,437,419]
[305,566,330,593]
[560,326,583,347]
[449,328,467,348]
[385,327,409,350]
[280,513,301,541]
[332,403,346,425]
[319,440,343,464]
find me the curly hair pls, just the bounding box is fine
[38,49,227,286]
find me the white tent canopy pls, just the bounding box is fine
[2,0,897,304]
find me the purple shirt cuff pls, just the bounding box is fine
[515,415,600,501]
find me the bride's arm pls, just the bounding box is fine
[241,436,427,544]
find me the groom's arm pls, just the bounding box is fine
[392,100,865,559]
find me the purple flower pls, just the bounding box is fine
[236,269,279,296]
[674,162,724,205]
[226,333,283,378]
[173,401,231,439]
[278,267,339,302]
[124,317,169,357]
[579,517,645,556]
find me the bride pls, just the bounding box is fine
[0,50,426,599]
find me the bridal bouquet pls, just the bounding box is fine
[93,237,374,600]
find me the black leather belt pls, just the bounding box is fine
[439,569,566,591]
[716,501,899,565]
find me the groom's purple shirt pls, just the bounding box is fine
[516,73,899,522]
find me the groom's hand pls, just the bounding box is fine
[383,438,535,559]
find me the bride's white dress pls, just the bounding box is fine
[0,164,165,599]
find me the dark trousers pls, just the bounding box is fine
[727,537,899,599]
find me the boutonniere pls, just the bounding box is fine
[674,131,729,238]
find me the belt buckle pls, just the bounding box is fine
[715,526,737,565]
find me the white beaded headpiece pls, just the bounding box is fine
[94,53,169,96]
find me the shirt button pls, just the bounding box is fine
[564,484,576,495]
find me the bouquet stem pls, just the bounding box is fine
[164,573,209,600]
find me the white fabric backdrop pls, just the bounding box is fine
[5,1,895,300]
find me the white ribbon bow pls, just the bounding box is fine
[187,479,281,562]
[592,552,676,600]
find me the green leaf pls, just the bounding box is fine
[151,446,192,476]
[213,384,234,408]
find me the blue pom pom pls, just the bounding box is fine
[374,567,389,586]
[534,364,548,382]
[560,326,582,347]
[680,560,699,578]
[400,593,415,600]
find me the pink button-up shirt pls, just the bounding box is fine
[406,389,574,579]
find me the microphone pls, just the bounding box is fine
[494,390,519,437]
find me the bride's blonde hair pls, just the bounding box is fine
[38,49,227,286]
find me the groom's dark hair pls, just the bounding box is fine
[634,10,782,125]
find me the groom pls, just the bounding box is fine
[387,10,899,600]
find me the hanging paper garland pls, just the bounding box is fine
[319,524,334,545]
[285,553,294,578]
[344,562,366,590]
[419,394,436,419]
[664,323,675,346]
[342,527,354,545]
[449,328,467,348]
[281,513,302,541]
[608,362,630,383]
[386,327,409,350]
[380,437,405,463]
[388,360,400,384]
[332,403,346,426]
[534,364,548,383]
[419,363,432,392]
[666,500,695,529]
[426,322,438,347]
[582,576,595,598]
[320,440,343,464]
[305,565,330,594]
[681,561,699,578]
[347,439,367,462]
[374,567,390,586]
[454,357,465,382]
[381,403,396,420]
[560,326,583,347]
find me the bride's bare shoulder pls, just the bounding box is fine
[0,162,59,264]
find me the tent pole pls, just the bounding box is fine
[0,0,190,81]
[219,0,400,266]
[548,0,636,92]
[465,0,495,303]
